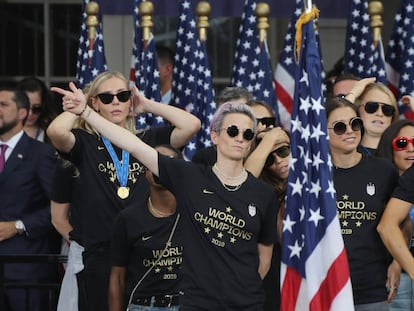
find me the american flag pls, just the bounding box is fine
[231,0,279,125]
[280,8,354,311]
[76,0,108,89]
[343,0,387,84]
[274,0,325,130]
[171,0,216,160]
[385,0,414,120]
[130,0,165,129]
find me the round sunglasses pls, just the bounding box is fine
[221,125,255,141]
[265,145,290,168]
[392,136,414,151]
[363,101,395,117]
[95,90,132,105]
[328,117,363,135]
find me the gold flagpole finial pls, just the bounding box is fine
[86,2,100,52]
[139,1,154,45]
[255,3,270,44]
[196,1,211,42]
[368,0,383,48]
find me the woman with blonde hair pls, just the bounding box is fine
[346,78,399,155]
[47,71,200,311]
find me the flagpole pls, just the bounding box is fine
[255,3,270,45]
[196,1,211,42]
[85,1,99,62]
[304,0,313,13]
[139,1,154,49]
[368,0,384,48]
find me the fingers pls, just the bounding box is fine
[50,86,69,96]
[69,81,78,92]
[386,285,398,302]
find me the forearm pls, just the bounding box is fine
[51,202,73,243]
[379,226,414,279]
[257,243,273,279]
[109,267,126,311]
[245,140,275,177]
[46,111,77,153]
[145,99,201,148]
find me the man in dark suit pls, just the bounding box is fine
[0,86,58,311]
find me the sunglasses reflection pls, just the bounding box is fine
[328,117,363,136]
[363,101,395,117]
[392,136,414,151]
[96,90,132,105]
[222,125,255,141]
[264,145,291,168]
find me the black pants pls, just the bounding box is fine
[77,242,111,311]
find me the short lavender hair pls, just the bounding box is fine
[210,101,257,134]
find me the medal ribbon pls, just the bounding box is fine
[102,136,129,187]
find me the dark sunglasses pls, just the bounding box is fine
[265,145,291,168]
[392,136,414,151]
[222,125,255,141]
[363,101,395,117]
[328,117,363,135]
[30,105,42,114]
[257,117,276,127]
[95,90,131,105]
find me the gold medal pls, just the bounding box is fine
[117,186,130,199]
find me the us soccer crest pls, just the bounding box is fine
[366,182,375,196]
[248,204,256,216]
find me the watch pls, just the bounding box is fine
[15,220,26,235]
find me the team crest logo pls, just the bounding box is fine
[366,182,375,196]
[248,204,256,217]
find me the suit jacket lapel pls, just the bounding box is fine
[0,133,29,181]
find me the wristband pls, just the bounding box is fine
[76,104,88,116]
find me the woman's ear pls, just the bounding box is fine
[90,97,99,112]
[211,130,218,145]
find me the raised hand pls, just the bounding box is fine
[51,82,87,116]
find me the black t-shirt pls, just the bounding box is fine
[333,154,398,305]
[158,155,278,310]
[191,146,217,165]
[392,163,414,204]
[110,202,183,303]
[63,126,173,248]
[50,158,83,243]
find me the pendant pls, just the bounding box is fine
[117,186,130,199]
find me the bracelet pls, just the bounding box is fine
[76,104,88,116]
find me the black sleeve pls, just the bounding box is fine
[140,126,174,147]
[50,158,75,203]
[393,164,414,204]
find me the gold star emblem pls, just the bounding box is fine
[168,266,173,272]
[342,194,349,200]
[355,221,362,227]
[155,267,161,273]
[226,206,232,213]
[217,232,223,239]
[204,227,211,234]
[230,237,236,243]
[342,220,348,227]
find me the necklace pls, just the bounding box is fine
[221,183,242,192]
[213,163,246,180]
[148,197,175,217]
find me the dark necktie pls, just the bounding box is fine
[0,144,8,173]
